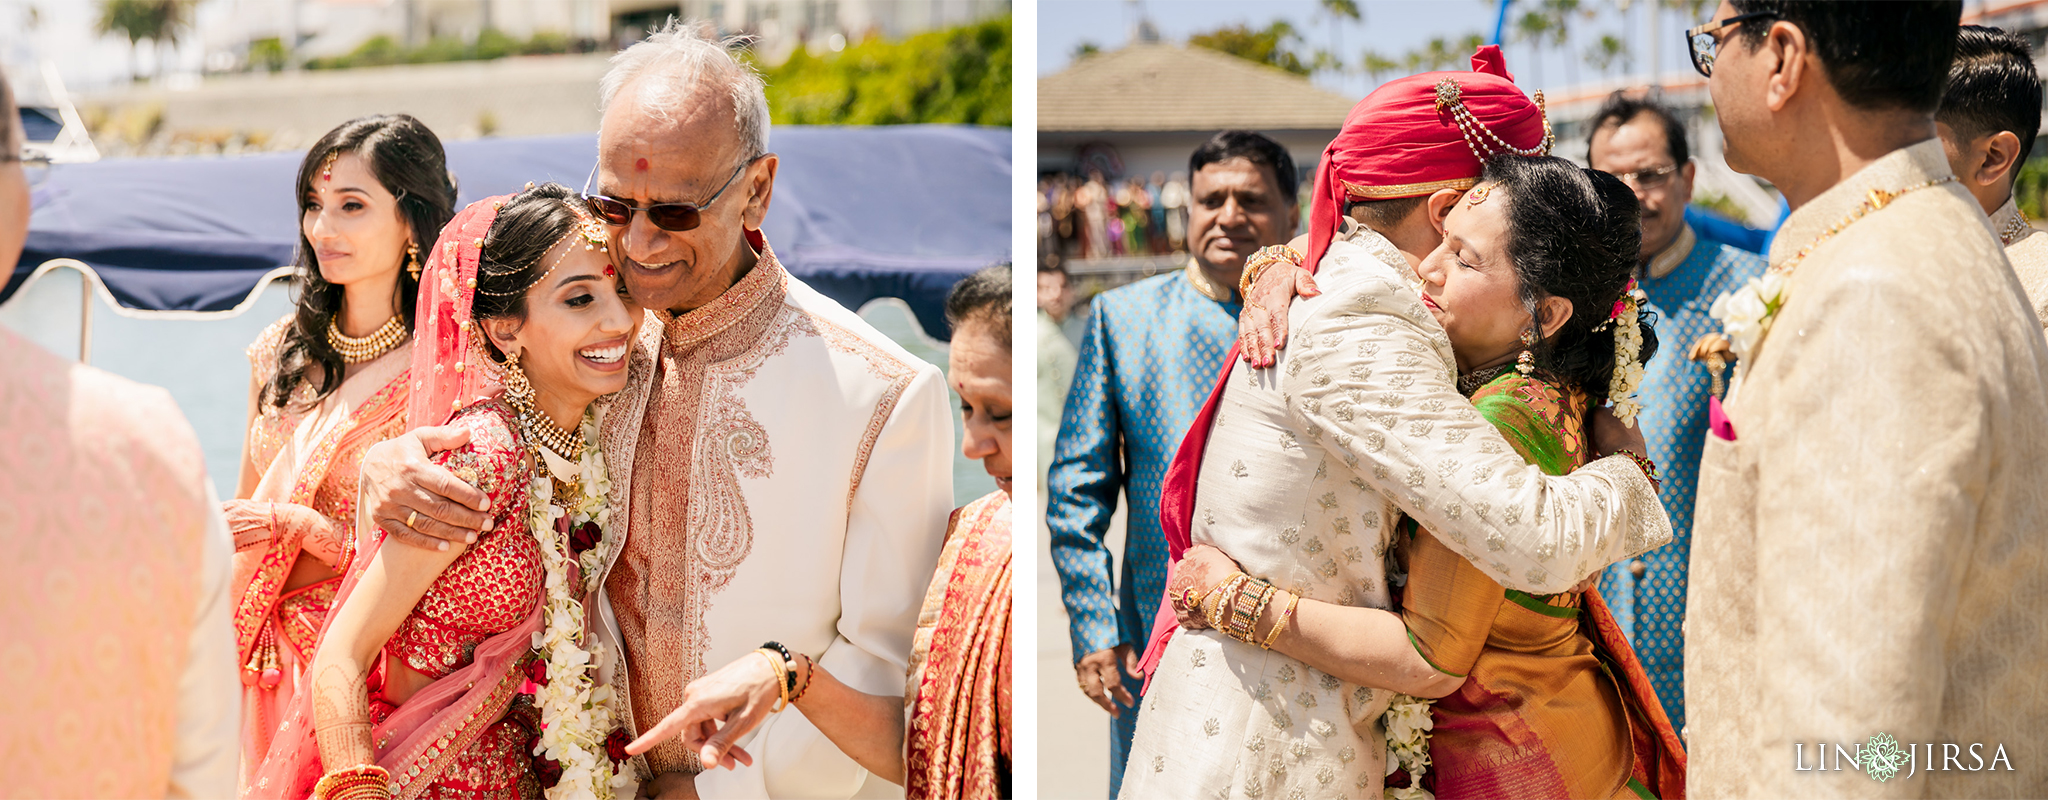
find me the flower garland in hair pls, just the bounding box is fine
[1594,278,1649,426]
[524,408,639,800]
[1381,692,1435,800]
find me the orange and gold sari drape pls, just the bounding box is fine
[904,491,1013,799]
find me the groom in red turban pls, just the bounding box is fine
[1137,44,1663,683]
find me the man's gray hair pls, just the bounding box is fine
[600,18,771,160]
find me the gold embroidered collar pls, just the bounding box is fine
[1644,223,1696,281]
[657,239,788,349]
[1185,259,1235,303]
[1992,197,2034,248]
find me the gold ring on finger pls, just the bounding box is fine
[406,510,419,528]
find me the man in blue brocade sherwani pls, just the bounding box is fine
[1047,130,1298,794]
[1587,93,1765,736]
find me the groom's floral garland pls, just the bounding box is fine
[1382,693,1436,800]
[523,408,638,800]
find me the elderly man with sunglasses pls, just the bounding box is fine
[1583,93,1765,741]
[358,21,955,800]
[1682,2,2048,798]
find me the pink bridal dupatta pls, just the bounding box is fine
[247,196,543,800]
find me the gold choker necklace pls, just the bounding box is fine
[327,315,408,363]
[508,394,586,461]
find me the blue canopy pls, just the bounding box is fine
[7,125,1010,340]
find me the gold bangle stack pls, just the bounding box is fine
[756,648,792,712]
[1237,244,1304,301]
[313,764,392,800]
[1202,572,1299,650]
[327,315,408,364]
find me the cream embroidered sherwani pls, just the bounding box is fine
[1689,140,2048,798]
[589,243,954,798]
[1990,198,2048,330]
[1121,221,1672,800]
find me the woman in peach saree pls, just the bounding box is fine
[227,114,455,783]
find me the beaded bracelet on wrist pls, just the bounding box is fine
[1614,449,1661,492]
[789,652,815,705]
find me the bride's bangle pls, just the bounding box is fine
[313,764,392,800]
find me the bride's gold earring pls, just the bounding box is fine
[406,240,423,278]
[503,348,534,405]
[1517,329,1537,376]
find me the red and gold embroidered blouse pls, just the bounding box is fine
[386,400,544,680]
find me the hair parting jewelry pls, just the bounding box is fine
[327,315,409,363]
[318,149,340,182]
[1465,182,1493,205]
[475,199,612,298]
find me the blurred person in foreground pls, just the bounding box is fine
[1937,24,2048,326]
[1686,2,2048,795]
[227,114,456,783]
[0,65,237,797]
[623,265,1016,799]
[1047,130,1298,794]
[1584,92,1766,736]
[356,21,953,798]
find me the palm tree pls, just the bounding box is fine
[96,0,190,83]
[1318,0,1362,77]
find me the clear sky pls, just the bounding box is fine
[1039,0,1726,100]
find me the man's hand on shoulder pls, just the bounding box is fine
[360,425,494,551]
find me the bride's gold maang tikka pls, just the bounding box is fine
[475,200,612,298]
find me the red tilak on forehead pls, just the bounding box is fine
[634,157,650,172]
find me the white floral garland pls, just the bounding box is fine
[1382,693,1435,800]
[526,408,638,800]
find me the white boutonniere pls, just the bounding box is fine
[1709,270,1788,363]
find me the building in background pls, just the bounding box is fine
[1038,41,1351,290]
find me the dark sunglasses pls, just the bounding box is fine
[1685,10,1778,78]
[581,158,752,232]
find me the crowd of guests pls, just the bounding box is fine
[1038,170,1193,263]
[1,19,1011,800]
[1045,3,2048,798]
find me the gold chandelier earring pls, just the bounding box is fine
[1517,329,1537,376]
[406,240,422,279]
[502,348,534,406]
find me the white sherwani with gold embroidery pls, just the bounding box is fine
[1689,140,2048,798]
[1121,221,1672,800]
[1990,197,2048,331]
[589,243,953,798]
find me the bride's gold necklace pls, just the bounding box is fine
[508,392,587,462]
[327,315,408,363]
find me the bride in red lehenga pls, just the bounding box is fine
[249,183,645,800]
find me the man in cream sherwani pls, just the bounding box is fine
[1935,24,2048,327]
[362,21,952,799]
[1689,2,2048,797]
